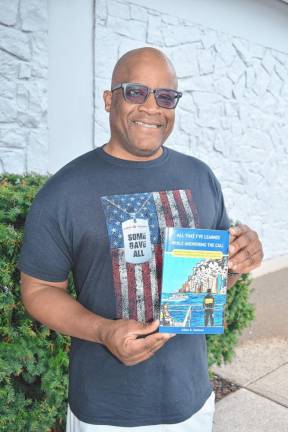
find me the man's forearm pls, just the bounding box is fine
[21,283,174,366]
[22,285,108,343]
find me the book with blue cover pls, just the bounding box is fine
[159,227,230,334]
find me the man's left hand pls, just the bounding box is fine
[228,224,263,274]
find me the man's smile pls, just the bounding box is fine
[129,120,163,129]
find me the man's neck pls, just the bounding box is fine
[103,142,164,162]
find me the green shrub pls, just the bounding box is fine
[0,174,254,431]
[207,272,254,367]
[0,175,70,432]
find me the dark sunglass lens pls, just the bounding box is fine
[125,85,148,103]
[156,90,178,108]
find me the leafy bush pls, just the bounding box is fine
[207,272,254,367]
[0,174,254,431]
[0,175,70,432]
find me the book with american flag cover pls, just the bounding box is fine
[159,227,230,334]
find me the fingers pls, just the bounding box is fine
[104,318,175,367]
[132,330,174,356]
[143,332,175,352]
[124,332,174,366]
[229,224,249,238]
[228,224,263,273]
[229,249,263,274]
[133,319,160,337]
[229,225,254,255]
[229,238,260,266]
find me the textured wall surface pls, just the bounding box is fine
[94,0,288,260]
[0,0,48,174]
[0,0,287,260]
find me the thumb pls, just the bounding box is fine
[134,319,159,337]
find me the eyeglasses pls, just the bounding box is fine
[111,82,182,109]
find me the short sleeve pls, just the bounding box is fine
[212,175,230,230]
[17,197,73,282]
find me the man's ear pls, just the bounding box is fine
[103,90,112,112]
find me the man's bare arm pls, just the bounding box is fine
[20,272,174,366]
[20,272,108,343]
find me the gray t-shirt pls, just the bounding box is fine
[18,146,229,426]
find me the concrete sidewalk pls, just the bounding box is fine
[213,268,288,432]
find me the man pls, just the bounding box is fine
[18,47,263,431]
[160,303,174,327]
[203,288,215,327]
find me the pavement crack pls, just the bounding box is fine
[245,360,288,387]
[241,387,288,410]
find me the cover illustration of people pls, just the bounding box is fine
[159,228,229,334]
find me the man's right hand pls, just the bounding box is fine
[98,319,175,366]
[20,273,174,367]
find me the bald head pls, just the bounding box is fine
[103,47,178,160]
[111,47,178,89]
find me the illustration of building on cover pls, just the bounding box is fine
[159,228,229,334]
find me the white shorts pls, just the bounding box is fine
[66,391,215,432]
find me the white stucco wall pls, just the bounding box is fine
[48,0,93,174]
[132,0,288,54]
[0,0,287,263]
[94,0,288,261]
[0,0,48,173]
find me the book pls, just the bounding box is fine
[159,227,230,334]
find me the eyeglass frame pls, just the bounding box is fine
[111,82,182,109]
